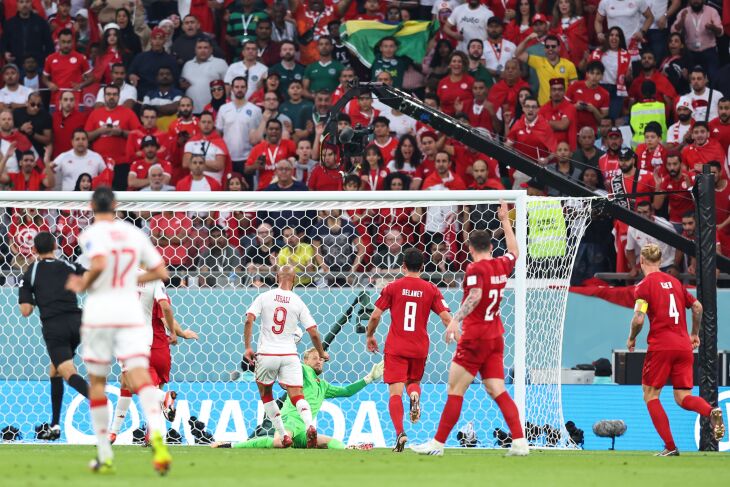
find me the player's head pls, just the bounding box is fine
[91,187,116,214]
[277,264,296,289]
[303,347,324,375]
[32,231,56,256]
[467,230,492,256]
[402,247,424,273]
[640,243,662,267]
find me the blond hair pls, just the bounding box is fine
[641,243,662,263]
[303,348,319,361]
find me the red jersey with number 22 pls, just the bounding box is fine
[634,272,696,352]
[462,253,516,340]
[374,276,450,358]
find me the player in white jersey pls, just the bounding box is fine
[65,188,172,475]
[244,265,329,449]
[109,271,198,444]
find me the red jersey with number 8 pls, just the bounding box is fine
[461,253,516,340]
[374,276,450,358]
[634,272,696,352]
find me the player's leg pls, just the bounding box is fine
[44,363,64,440]
[109,372,133,443]
[255,355,292,446]
[406,357,427,424]
[281,357,315,447]
[384,353,409,451]
[642,351,678,455]
[59,314,90,398]
[671,351,725,440]
[81,326,115,472]
[314,433,345,449]
[150,346,176,421]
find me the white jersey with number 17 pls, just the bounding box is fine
[79,219,164,327]
[246,288,317,355]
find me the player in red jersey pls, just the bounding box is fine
[628,244,725,456]
[412,202,528,456]
[365,248,452,452]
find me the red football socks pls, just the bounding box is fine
[647,399,677,451]
[406,383,421,397]
[434,395,464,443]
[388,395,405,435]
[495,391,524,440]
[680,395,713,417]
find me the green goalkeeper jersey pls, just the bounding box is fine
[281,365,367,431]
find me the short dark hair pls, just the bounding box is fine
[467,38,484,48]
[708,160,723,170]
[373,116,390,126]
[266,118,282,129]
[636,200,652,209]
[468,230,492,252]
[343,174,361,187]
[199,110,214,120]
[644,121,662,137]
[195,37,212,47]
[72,128,88,138]
[640,80,656,97]
[111,63,125,72]
[33,232,56,254]
[682,211,695,220]
[20,150,35,159]
[57,28,73,38]
[231,76,247,86]
[142,105,158,116]
[544,34,560,45]
[719,96,730,104]
[693,121,709,131]
[585,60,605,74]
[91,187,115,213]
[403,248,424,272]
[103,84,120,95]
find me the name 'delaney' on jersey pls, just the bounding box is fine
[402,289,424,298]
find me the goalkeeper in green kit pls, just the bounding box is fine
[212,348,385,449]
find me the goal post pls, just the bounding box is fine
[0,190,592,448]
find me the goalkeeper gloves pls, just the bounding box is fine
[364,361,385,384]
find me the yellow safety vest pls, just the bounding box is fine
[630,101,667,148]
[527,199,567,258]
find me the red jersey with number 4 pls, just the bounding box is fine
[461,253,516,340]
[634,272,696,352]
[375,276,450,358]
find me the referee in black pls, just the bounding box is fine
[18,231,89,440]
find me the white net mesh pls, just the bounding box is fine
[0,192,592,448]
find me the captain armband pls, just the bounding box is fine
[634,299,648,314]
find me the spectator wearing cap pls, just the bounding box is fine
[681,121,725,172]
[94,63,137,109]
[49,0,74,40]
[51,90,89,158]
[141,66,183,131]
[203,80,229,121]
[0,148,55,191]
[538,78,578,150]
[709,97,730,154]
[175,153,222,191]
[628,50,677,118]
[246,118,297,190]
[443,0,494,53]
[629,80,667,148]
[666,100,694,150]
[483,17,516,79]
[677,66,723,123]
[517,34,578,106]
[129,26,179,101]
[41,28,94,108]
[565,61,610,134]
[598,126,625,181]
[1,0,54,66]
[172,15,225,65]
[128,135,173,190]
[216,76,263,176]
[224,40,268,101]
[180,37,228,114]
[671,0,722,81]
[595,0,653,48]
[126,105,170,163]
[302,37,344,99]
[73,9,97,55]
[515,14,550,55]
[635,122,667,173]
[506,96,557,185]
[0,64,33,110]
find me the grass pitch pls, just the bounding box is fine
[1,445,728,487]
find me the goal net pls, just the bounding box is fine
[0,191,592,448]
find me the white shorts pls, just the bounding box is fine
[81,325,150,377]
[255,355,303,387]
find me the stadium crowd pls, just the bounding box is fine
[0,0,729,286]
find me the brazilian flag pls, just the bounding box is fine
[340,20,440,68]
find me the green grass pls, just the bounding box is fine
[1,445,728,487]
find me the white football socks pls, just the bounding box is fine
[295,399,313,429]
[138,385,165,438]
[263,400,287,437]
[90,399,113,462]
[110,395,132,434]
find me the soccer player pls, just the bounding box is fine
[65,188,172,474]
[365,248,452,452]
[108,272,199,443]
[627,243,725,456]
[211,348,384,449]
[244,265,329,449]
[18,232,90,440]
[412,201,529,456]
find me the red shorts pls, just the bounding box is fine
[383,353,426,384]
[642,349,694,389]
[453,336,504,379]
[148,347,171,386]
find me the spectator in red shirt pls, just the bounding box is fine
[291,0,354,65]
[370,116,399,164]
[709,161,730,256]
[436,51,475,116]
[681,122,726,173]
[361,145,390,190]
[128,135,173,190]
[635,122,668,174]
[246,118,297,190]
[149,211,193,279]
[308,144,343,191]
[0,109,36,171]
[565,60,609,133]
[459,79,496,132]
[51,90,88,158]
[538,78,577,150]
[84,84,142,189]
[628,50,677,115]
[487,59,529,131]
[0,147,54,190]
[507,96,557,186]
[126,106,170,163]
[598,126,624,182]
[709,97,730,153]
[654,153,695,232]
[346,92,379,128]
[42,28,94,108]
[175,153,222,191]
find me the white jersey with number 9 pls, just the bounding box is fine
[246,288,317,355]
[78,219,164,327]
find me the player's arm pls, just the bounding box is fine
[18,268,35,317]
[365,306,384,353]
[324,361,384,398]
[244,312,256,363]
[137,263,169,284]
[498,200,518,260]
[306,325,329,361]
[66,254,107,293]
[689,299,703,348]
[627,299,647,352]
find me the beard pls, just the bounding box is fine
[678,113,692,122]
[669,169,680,178]
[691,2,703,11]
[178,109,192,118]
[487,31,500,40]
[620,163,634,174]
